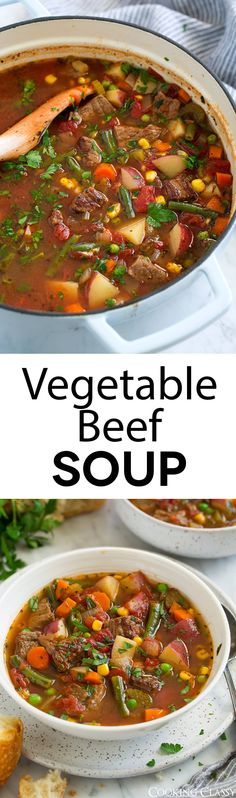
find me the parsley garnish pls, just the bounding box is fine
[160,743,183,755]
[21,79,36,106]
[28,596,39,611]
[0,499,60,581]
[147,202,176,228]
[25,150,42,169]
[146,759,155,768]
[40,163,60,181]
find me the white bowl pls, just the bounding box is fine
[116,500,236,559]
[0,547,230,740]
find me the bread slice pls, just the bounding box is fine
[0,714,23,785]
[58,499,105,518]
[19,769,67,798]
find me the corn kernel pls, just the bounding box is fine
[133,636,143,645]
[179,671,192,681]
[97,663,109,676]
[188,608,195,616]
[199,666,209,675]
[196,648,209,660]
[60,177,78,190]
[166,261,182,274]
[197,674,206,683]
[156,195,166,205]
[45,74,57,84]
[135,94,143,100]
[133,148,145,162]
[138,138,150,150]
[92,619,103,631]
[78,76,86,84]
[194,512,206,524]
[107,202,121,219]
[191,178,205,193]
[145,170,157,183]
[117,607,128,617]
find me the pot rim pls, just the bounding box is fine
[0,545,230,738]
[0,14,235,319]
[121,498,236,536]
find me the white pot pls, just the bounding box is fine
[116,499,236,558]
[0,546,230,740]
[0,16,235,353]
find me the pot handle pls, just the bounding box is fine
[86,258,231,354]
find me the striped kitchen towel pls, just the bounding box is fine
[178,750,236,795]
[45,0,236,100]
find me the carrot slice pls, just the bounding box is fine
[178,88,191,103]
[27,646,50,670]
[170,601,192,622]
[56,597,77,617]
[206,197,224,213]
[91,591,111,611]
[84,671,102,684]
[55,579,69,600]
[105,259,115,273]
[144,708,169,721]
[94,163,117,182]
[64,303,86,313]
[212,216,229,235]
[209,145,223,159]
[153,139,171,152]
[216,172,232,188]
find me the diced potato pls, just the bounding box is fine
[107,62,126,80]
[160,639,189,671]
[168,118,186,139]
[153,154,186,178]
[95,575,119,601]
[202,181,221,198]
[71,60,89,74]
[134,75,157,94]
[106,88,126,108]
[111,635,137,671]
[120,571,146,594]
[119,217,146,245]
[86,271,119,310]
[46,280,79,307]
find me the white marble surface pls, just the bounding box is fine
[2,501,236,797]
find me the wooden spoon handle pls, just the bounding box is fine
[0,84,93,160]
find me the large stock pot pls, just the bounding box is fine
[0,15,235,353]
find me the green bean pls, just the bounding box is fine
[47,234,80,277]
[168,201,217,218]
[111,675,130,717]
[46,585,58,609]
[72,242,97,252]
[185,122,196,141]
[67,608,83,632]
[101,129,117,156]
[10,654,21,667]
[23,666,55,688]
[119,186,135,218]
[66,156,81,176]
[145,601,162,637]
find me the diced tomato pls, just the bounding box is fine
[56,695,85,716]
[144,657,160,670]
[109,668,129,681]
[58,119,80,134]
[125,590,149,620]
[167,83,179,98]
[206,159,231,175]
[104,116,120,129]
[179,213,206,229]
[112,231,125,244]
[53,223,70,241]
[130,100,143,119]
[121,247,135,258]
[133,185,156,213]
[10,668,29,689]
[142,637,161,657]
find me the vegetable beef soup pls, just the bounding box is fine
[131,499,236,528]
[0,57,233,313]
[6,570,213,726]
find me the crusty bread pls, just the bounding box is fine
[0,714,23,785]
[58,499,105,518]
[19,770,67,798]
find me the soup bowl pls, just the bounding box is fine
[116,500,236,558]
[0,16,235,353]
[0,546,230,740]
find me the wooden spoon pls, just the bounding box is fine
[0,84,93,161]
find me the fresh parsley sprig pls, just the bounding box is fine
[0,499,60,581]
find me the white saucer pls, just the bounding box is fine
[0,565,235,779]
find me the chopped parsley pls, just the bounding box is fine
[28,596,39,611]
[25,150,42,169]
[147,202,176,228]
[21,79,36,106]
[160,743,183,755]
[146,759,156,768]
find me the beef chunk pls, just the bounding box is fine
[48,637,84,672]
[80,95,114,122]
[15,630,39,659]
[48,208,63,227]
[78,135,102,167]
[107,616,144,639]
[28,598,54,630]
[114,124,162,148]
[156,90,180,119]
[128,256,168,284]
[72,187,108,213]
[131,672,162,692]
[71,682,106,710]
[163,175,196,201]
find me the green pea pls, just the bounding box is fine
[126,698,138,710]
[197,675,206,683]
[198,502,209,510]
[29,693,42,706]
[207,133,217,144]
[160,662,172,673]
[46,687,56,696]
[197,232,208,240]
[102,80,111,89]
[109,243,120,254]
[157,583,168,593]
[141,114,150,122]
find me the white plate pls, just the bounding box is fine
[0,564,235,779]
